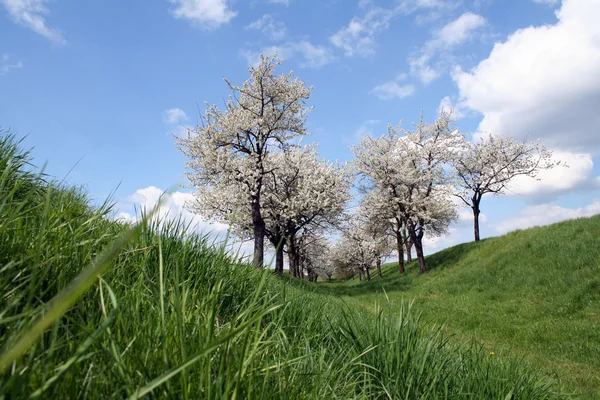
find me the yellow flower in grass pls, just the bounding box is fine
[490,352,495,355]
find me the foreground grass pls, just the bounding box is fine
[0,131,562,398]
[317,218,600,398]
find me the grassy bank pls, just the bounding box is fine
[0,131,562,398]
[317,217,600,398]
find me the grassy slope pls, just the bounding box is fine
[0,132,563,398]
[317,218,600,397]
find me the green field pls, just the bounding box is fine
[0,131,594,398]
[315,218,600,398]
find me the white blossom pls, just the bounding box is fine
[351,110,460,273]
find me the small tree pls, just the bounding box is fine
[352,111,460,273]
[360,190,409,274]
[355,197,394,278]
[295,233,332,282]
[175,54,312,268]
[454,134,560,241]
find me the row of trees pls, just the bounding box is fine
[176,55,559,280]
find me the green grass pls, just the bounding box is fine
[316,218,600,398]
[0,130,565,398]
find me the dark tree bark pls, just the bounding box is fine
[365,266,371,281]
[275,241,284,274]
[472,194,481,242]
[268,235,286,274]
[251,198,265,268]
[396,233,405,274]
[288,236,298,277]
[376,257,382,278]
[408,222,427,274]
[469,190,483,242]
[405,233,413,263]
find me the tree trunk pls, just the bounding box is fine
[288,236,298,277]
[376,258,382,279]
[252,199,265,268]
[402,226,413,263]
[268,235,285,274]
[408,223,427,274]
[275,241,284,275]
[396,233,405,274]
[366,266,371,281]
[473,201,481,242]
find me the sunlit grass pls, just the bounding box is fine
[317,216,600,398]
[0,130,562,398]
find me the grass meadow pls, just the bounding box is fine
[315,217,600,398]
[0,131,579,398]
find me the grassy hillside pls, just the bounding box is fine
[317,217,600,398]
[0,131,567,398]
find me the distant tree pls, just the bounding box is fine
[331,211,390,281]
[352,111,460,273]
[355,197,394,278]
[295,233,333,282]
[360,190,410,274]
[175,54,312,268]
[267,146,350,277]
[454,134,560,241]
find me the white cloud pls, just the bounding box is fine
[436,12,486,46]
[330,7,397,57]
[0,0,65,44]
[504,151,597,201]
[116,186,262,262]
[370,81,416,100]
[438,95,467,119]
[409,12,485,83]
[163,108,189,124]
[409,54,440,84]
[242,40,335,69]
[118,186,230,234]
[453,0,600,154]
[346,119,380,144]
[167,0,236,29]
[495,199,600,234]
[0,54,23,75]
[247,14,286,41]
[330,1,456,58]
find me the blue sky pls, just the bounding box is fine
[1,0,599,255]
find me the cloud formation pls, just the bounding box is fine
[495,199,600,233]
[164,108,189,124]
[247,14,286,41]
[0,0,65,44]
[330,0,456,57]
[410,12,486,84]
[0,54,23,75]
[242,40,335,69]
[370,80,416,100]
[117,186,229,234]
[168,0,236,29]
[454,0,600,154]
